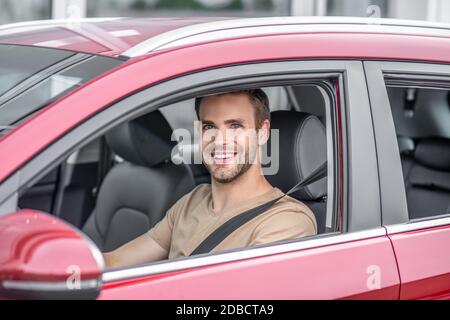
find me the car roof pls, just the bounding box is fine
[0,17,233,57]
[121,16,450,58]
[1,16,450,59]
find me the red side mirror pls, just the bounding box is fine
[0,209,104,299]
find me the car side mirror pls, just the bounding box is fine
[0,209,104,299]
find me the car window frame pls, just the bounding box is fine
[0,59,381,281]
[364,60,450,232]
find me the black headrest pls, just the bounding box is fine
[414,137,450,171]
[105,110,176,167]
[266,111,327,201]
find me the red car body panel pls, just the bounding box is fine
[99,236,399,300]
[1,19,450,299]
[388,226,450,300]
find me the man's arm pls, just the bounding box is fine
[103,206,180,269]
[101,190,188,268]
[103,233,168,269]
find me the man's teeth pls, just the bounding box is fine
[213,152,235,159]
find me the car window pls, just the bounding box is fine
[0,44,122,136]
[18,82,339,262]
[385,81,450,220]
[0,44,73,95]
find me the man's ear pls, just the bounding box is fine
[257,119,270,146]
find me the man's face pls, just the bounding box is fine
[198,93,269,184]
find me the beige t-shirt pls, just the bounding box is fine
[147,184,317,259]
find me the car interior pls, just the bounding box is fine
[387,86,450,220]
[18,84,334,254]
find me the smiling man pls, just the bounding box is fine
[103,89,317,268]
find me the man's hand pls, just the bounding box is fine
[102,233,169,269]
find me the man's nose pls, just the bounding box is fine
[205,127,232,144]
[214,128,228,144]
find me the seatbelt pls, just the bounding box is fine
[190,161,327,256]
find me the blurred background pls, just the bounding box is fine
[1,0,450,25]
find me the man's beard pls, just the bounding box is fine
[202,144,256,184]
[207,160,252,183]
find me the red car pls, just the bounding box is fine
[0,16,449,300]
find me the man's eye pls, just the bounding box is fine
[203,124,213,131]
[230,123,242,129]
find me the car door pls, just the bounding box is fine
[0,34,400,299]
[364,60,450,300]
[97,58,400,300]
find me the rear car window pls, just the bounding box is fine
[386,83,450,220]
